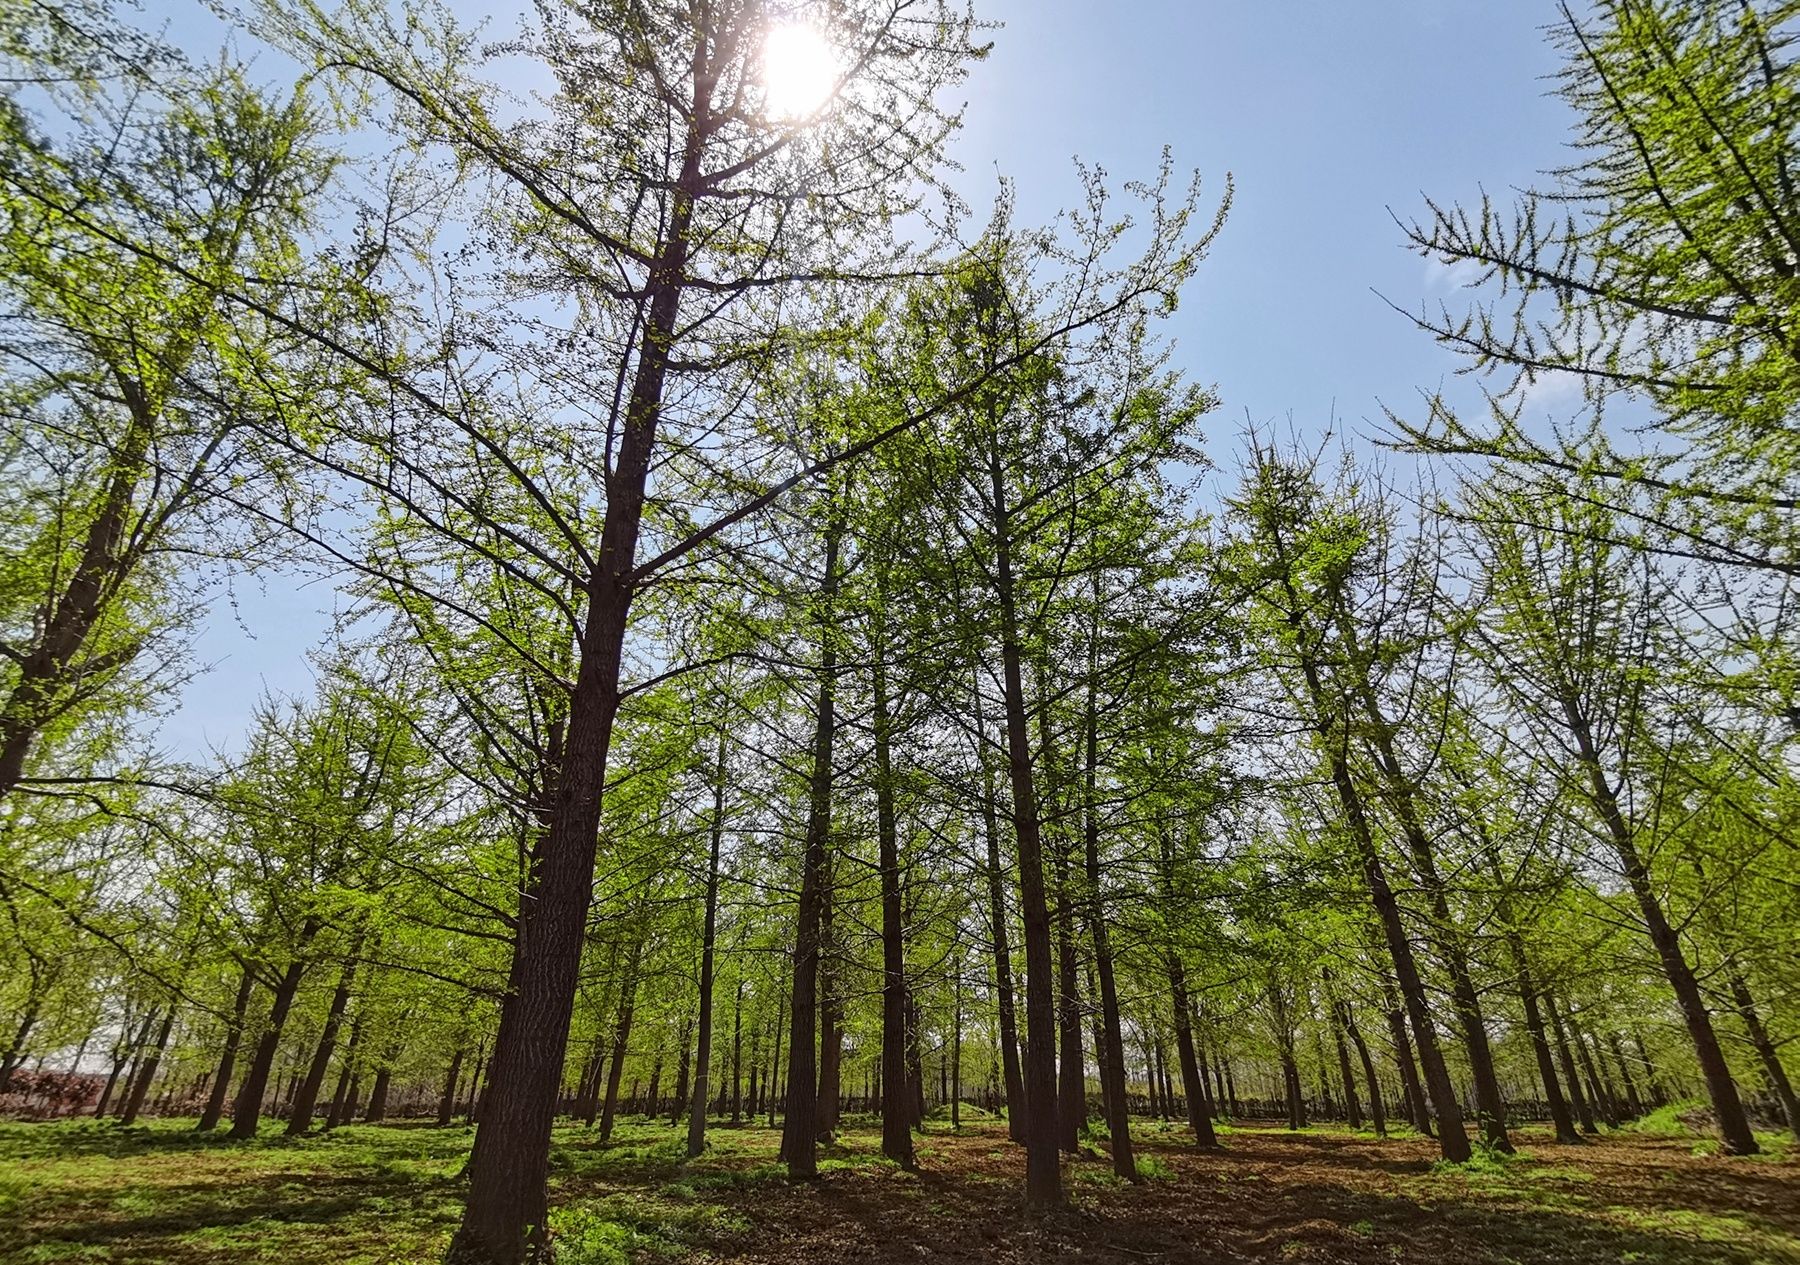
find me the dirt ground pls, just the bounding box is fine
[677,1117,1800,1265]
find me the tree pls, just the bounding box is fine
[1468,475,1764,1153]
[1224,447,1476,1161]
[0,42,338,802]
[1395,0,1800,575]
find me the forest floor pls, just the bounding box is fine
[2,1110,1795,1265]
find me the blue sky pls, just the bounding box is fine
[158,1,1578,757]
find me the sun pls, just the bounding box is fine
[762,22,839,120]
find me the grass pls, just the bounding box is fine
[1,1110,1794,1264]
[1623,1100,1796,1161]
[0,1117,471,1262]
[0,1116,760,1263]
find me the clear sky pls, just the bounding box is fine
[157,0,1578,758]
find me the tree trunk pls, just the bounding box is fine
[465,1038,489,1124]
[1338,998,1387,1137]
[905,991,926,1128]
[1144,1031,1162,1120]
[671,1013,692,1127]
[598,944,641,1143]
[94,1028,136,1120]
[1508,928,1580,1143]
[1270,983,1306,1130]
[1326,742,1467,1158]
[951,941,963,1129]
[989,443,1063,1209]
[816,853,841,1140]
[1633,1031,1668,1108]
[1728,972,1800,1140]
[1545,993,1597,1134]
[768,990,783,1129]
[875,632,915,1168]
[288,954,358,1135]
[1604,1031,1643,1119]
[229,929,317,1140]
[1283,1052,1306,1130]
[450,85,705,1262]
[730,979,744,1124]
[686,731,728,1156]
[575,1044,603,1124]
[1362,727,1511,1152]
[0,395,158,805]
[980,752,1026,1144]
[1082,663,1134,1181]
[780,523,840,1179]
[1169,962,1216,1146]
[0,1002,39,1095]
[1283,617,1467,1158]
[325,1016,364,1130]
[1045,726,1086,1154]
[745,1042,757,1122]
[366,1065,393,1123]
[119,1006,176,1126]
[1573,1022,1617,1127]
[1377,976,1428,1135]
[1562,697,1758,1154]
[198,968,256,1132]
[438,1048,466,1128]
[1330,1005,1363,1130]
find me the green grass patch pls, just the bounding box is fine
[1135,1154,1174,1181]
[1625,1101,1705,1138]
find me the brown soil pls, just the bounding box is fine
[684,1118,1800,1265]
